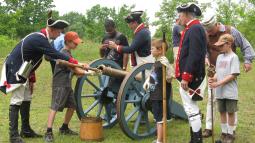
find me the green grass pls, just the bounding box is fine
[0,40,255,143]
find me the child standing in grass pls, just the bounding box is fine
[44,31,87,142]
[143,39,174,143]
[209,34,240,143]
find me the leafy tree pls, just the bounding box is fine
[83,4,149,42]
[60,12,86,37]
[152,0,204,43]
[2,0,55,38]
[216,0,255,62]
[152,0,210,62]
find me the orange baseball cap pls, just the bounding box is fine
[64,31,82,45]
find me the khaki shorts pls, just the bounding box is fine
[51,86,76,112]
[217,99,238,113]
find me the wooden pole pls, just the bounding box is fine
[55,59,99,72]
[207,65,216,143]
[162,31,167,143]
[211,89,215,143]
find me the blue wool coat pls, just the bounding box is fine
[5,32,69,84]
[178,24,207,90]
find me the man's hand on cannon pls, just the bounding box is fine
[80,63,89,71]
[84,70,101,76]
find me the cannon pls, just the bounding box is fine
[74,59,188,140]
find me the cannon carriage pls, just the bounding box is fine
[74,58,187,140]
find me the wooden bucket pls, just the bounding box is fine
[80,117,104,142]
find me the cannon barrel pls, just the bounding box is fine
[97,65,128,78]
[97,65,142,80]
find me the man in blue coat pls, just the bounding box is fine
[108,11,154,67]
[0,16,81,143]
[175,3,207,143]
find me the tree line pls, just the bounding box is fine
[0,0,255,49]
[0,0,149,42]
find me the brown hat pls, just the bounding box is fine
[64,31,82,45]
[214,34,234,46]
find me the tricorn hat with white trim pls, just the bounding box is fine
[177,3,201,16]
[47,11,69,29]
[124,11,143,23]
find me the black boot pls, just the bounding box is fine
[189,127,194,143]
[9,105,24,143]
[20,101,42,138]
[192,128,203,143]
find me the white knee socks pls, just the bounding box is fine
[221,123,228,133]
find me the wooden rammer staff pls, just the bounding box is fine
[207,64,216,143]
[162,31,167,143]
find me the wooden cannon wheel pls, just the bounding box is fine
[116,63,157,140]
[74,59,121,128]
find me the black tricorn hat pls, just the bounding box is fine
[124,11,143,23]
[177,3,201,16]
[47,11,69,29]
[47,18,69,29]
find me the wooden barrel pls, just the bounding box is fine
[80,117,104,142]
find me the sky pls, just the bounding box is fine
[53,0,217,35]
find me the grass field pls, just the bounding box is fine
[0,39,255,143]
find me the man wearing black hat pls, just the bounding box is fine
[175,3,207,143]
[0,16,82,143]
[108,11,154,67]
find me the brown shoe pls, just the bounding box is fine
[225,134,235,143]
[220,133,228,143]
[233,131,236,139]
[202,129,212,138]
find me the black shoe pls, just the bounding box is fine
[59,128,78,135]
[202,129,212,138]
[20,101,42,138]
[20,129,43,138]
[192,128,203,143]
[9,105,24,143]
[215,140,222,143]
[10,136,25,143]
[44,132,54,142]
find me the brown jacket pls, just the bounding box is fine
[207,25,236,66]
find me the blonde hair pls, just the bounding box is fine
[151,39,168,51]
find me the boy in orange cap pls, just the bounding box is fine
[44,31,85,142]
